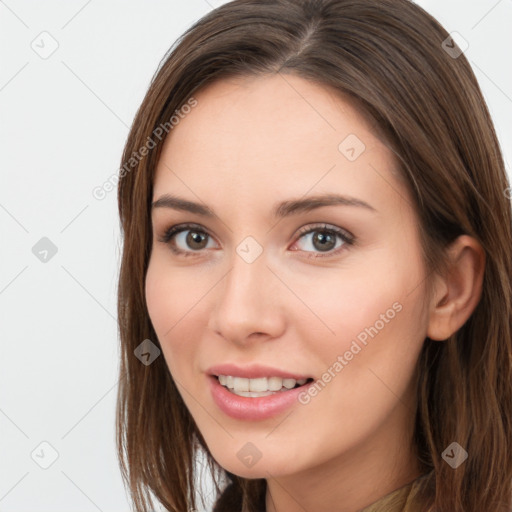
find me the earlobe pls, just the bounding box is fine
[426,235,486,341]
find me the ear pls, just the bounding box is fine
[427,235,486,341]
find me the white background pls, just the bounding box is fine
[1,1,511,511]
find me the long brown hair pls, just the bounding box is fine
[116,1,512,510]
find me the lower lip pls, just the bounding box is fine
[208,375,312,421]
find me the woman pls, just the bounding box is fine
[115,1,512,511]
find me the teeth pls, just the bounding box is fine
[217,375,309,394]
[249,377,268,392]
[268,376,283,391]
[282,378,296,389]
[233,377,249,392]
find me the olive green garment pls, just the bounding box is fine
[357,471,435,512]
[218,470,435,512]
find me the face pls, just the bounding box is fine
[145,74,431,480]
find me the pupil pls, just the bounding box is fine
[313,231,335,251]
[187,231,207,249]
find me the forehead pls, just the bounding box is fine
[153,74,408,216]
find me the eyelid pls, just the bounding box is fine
[158,221,355,258]
[294,222,354,242]
[291,223,354,258]
[157,222,217,256]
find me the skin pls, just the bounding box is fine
[145,73,485,512]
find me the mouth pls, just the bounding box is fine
[213,374,315,398]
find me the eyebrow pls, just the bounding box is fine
[151,193,376,218]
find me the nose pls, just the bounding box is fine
[207,248,286,346]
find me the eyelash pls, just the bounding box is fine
[157,222,355,259]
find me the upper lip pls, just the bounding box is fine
[206,363,312,380]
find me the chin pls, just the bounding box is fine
[210,450,298,479]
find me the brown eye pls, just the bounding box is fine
[159,223,217,256]
[184,230,209,250]
[311,231,337,252]
[158,222,354,259]
[292,223,354,259]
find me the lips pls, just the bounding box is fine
[206,363,315,420]
[206,363,312,380]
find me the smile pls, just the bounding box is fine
[217,375,312,397]
[208,374,315,420]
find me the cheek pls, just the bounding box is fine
[145,260,184,367]
[293,243,427,382]
[291,262,419,342]
[318,278,427,415]
[145,256,193,331]
[145,259,206,377]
